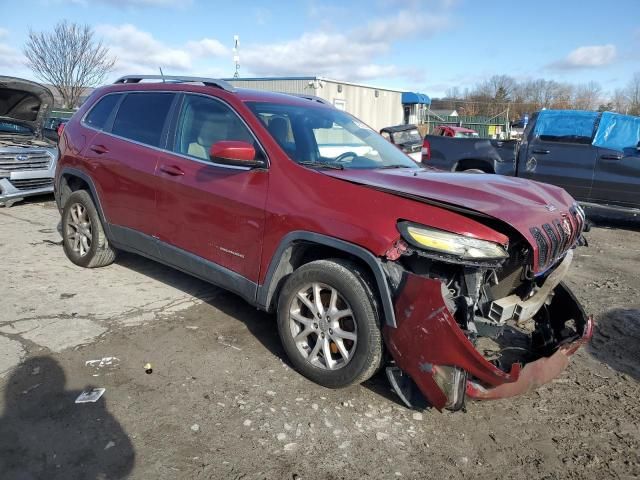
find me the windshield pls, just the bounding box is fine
[391,129,421,144]
[247,102,418,170]
[0,120,33,135]
[454,131,479,138]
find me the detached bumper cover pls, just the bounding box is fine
[383,272,592,410]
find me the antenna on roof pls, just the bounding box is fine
[233,35,240,78]
[159,67,165,83]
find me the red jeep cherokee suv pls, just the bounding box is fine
[55,75,593,411]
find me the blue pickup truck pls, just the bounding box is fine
[422,110,640,215]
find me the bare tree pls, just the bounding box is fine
[625,72,640,115]
[573,81,602,111]
[24,21,115,108]
[611,88,629,113]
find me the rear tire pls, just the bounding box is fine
[61,190,116,268]
[277,259,383,389]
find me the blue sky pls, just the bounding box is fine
[0,0,638,97]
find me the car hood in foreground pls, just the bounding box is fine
[322,168,579,270]
[0,76,54,137]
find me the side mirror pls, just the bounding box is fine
[637,141,640,152]
[209,141,264,168]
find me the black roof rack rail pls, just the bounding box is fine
[291,94,333,106]
[114,75,235,92]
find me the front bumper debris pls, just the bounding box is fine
[383,271,592,411]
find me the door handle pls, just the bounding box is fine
[532,149,550,154]
[159,164,185,176]
[600,154,622,160]
[89,144,108,154]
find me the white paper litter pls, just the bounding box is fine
[75,387,106,403]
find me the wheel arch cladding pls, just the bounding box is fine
[258,231,397,327]
[58,167,111,238]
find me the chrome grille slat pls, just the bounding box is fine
[543,223,560,261]
[554,219,569,252]
[532,210,584,271]
[9,178,54,191]
[0,151,52,171]
[530,227,549,269]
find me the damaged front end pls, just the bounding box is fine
[381,214,593,411]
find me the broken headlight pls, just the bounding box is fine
[398,222,508,261]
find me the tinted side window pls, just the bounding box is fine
[173,94,264,162]
[533,110,598,145]
[112,92,174,147]
[85,94,121,130]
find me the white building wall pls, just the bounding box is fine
[227,77,405,131]
[318,80,404,131]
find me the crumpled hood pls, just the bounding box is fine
[0,76,54,137]
[322,168,580,271]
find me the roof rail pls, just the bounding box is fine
[291,94,333,106]
[114,75,235,92]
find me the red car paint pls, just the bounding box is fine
[386,272,593,410]
[56,81,591,410]
[433,125,479,137]
[321,168,581,273]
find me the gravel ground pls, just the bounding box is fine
[0,199,638,480]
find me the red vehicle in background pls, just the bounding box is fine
[432,125,479,138]
[55,75,592,411]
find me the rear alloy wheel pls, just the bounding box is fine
[62,190,116,268]
[277,259,383,389]
[66,202,92,257]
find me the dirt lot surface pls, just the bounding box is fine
[1,199,639,480]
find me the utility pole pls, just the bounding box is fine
[233,35,240,78]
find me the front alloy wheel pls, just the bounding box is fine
[277,259,383,389]
[289,282,358,370]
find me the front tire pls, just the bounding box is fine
[277,259,383,389]
[61,190,116,268]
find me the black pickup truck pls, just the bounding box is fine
[423,110,640,215]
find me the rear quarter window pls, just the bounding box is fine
[111,92,175,147]
[84,94,121,130]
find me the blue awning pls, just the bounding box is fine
[402,92,431,105]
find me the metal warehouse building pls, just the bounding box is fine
[225,76,430,132]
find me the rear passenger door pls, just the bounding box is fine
[590,147,640,208]
[154,93,269,284]
[83,91,176,238]
[519,111,598,201]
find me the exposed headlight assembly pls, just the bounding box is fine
[398,221,508,261]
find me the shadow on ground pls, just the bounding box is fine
[0,356,135,479]
[588,308,640,381]
[115,252,287,365]
[115,252,407,407]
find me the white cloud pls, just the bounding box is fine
[550,44,617,70]
[96,24,228,75]
[0,28,24,70]
[242,10,450,81]
[186,38,229,58]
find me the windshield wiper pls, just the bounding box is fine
[377,164,415,169]
[298,161,344,170]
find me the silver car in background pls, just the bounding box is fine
[0,76,58,207]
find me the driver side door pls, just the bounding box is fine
[154,93,269,286]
